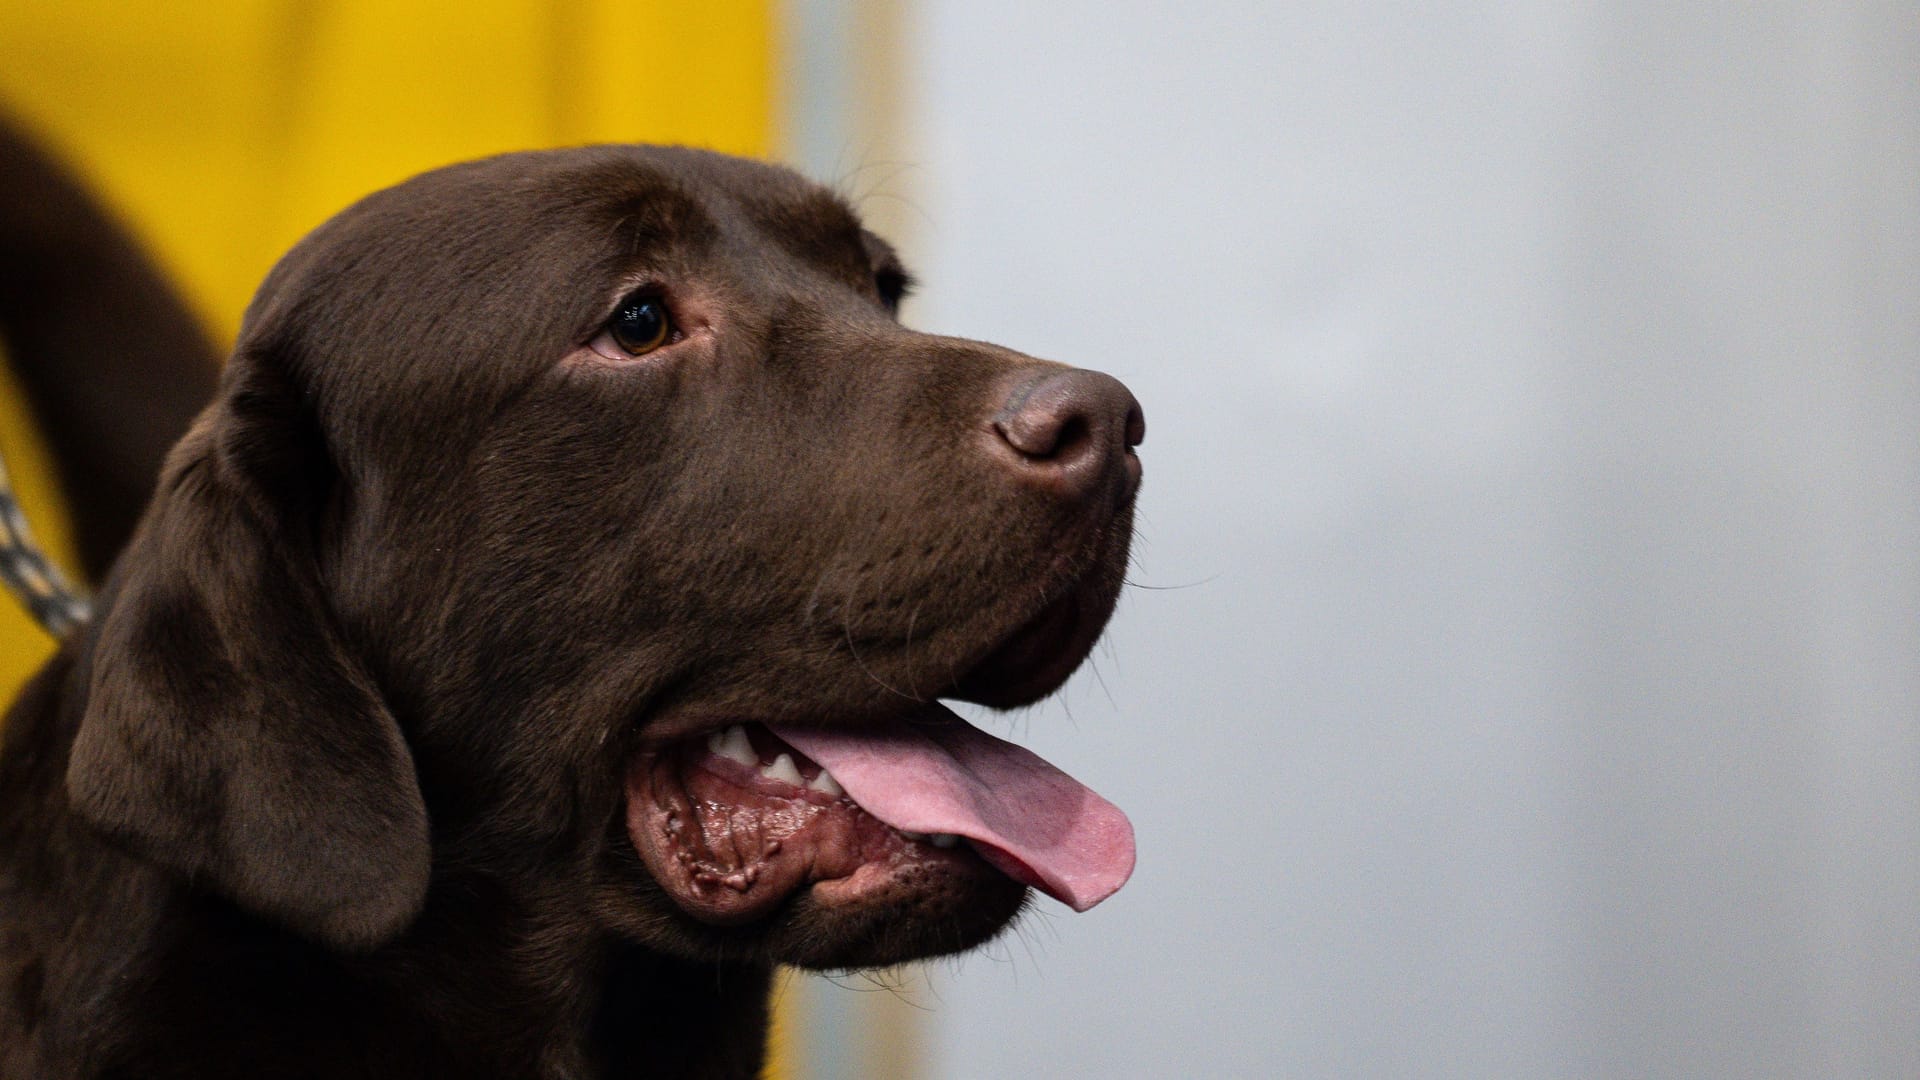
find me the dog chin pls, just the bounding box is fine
[768,865,1029,970]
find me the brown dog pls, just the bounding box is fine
[0,144,1140,1079]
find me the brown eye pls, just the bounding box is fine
[608,295,672,355]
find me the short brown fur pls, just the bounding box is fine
[0,144,1140,1079]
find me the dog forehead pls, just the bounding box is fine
[582,146,885,293]
[420,145,872,270]
[243,146,876,342]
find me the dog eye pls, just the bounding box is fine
[875,267,912,315]
[607,295,673,355]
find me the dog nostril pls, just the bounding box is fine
[994,401,1076,460]
[994,374,1104,462]
[992,369,1144,503]
[1049,415,1090,460]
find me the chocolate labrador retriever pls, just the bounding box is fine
[0,143,1140,1079]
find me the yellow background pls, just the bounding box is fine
[0,2,802,1073]
[0,0,773,700]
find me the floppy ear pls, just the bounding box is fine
[66,359,430,951]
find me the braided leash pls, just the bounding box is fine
[0,451,91,637]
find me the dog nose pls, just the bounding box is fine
[992,369,1145,506]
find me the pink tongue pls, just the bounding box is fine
[768,709,1134,912]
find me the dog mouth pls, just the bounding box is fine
[624,707,1133,929]
[625,528,1137,940]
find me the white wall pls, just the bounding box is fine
[887,5,1920,1077]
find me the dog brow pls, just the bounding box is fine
[605,184,721,259]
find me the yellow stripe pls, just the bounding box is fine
[0,6,792,1074]
[0,0,773,339]
[0,351,70,688]
[0,0,774,659]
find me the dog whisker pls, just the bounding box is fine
[841,615,919,702]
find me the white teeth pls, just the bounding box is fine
[761,752,804,787]
[708,728,840,795]
[707,725,757,768]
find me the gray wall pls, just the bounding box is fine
[878,4,1920,1077]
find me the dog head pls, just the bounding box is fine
[65,146,1140,969]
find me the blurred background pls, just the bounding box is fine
[3,3,1918,1077]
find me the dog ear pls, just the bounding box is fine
[66,358,430,951]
